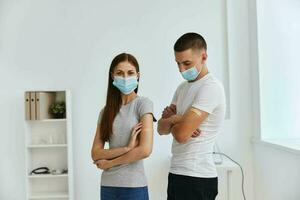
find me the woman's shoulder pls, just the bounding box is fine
[135,96,156,121]
[136,96,153,105]
[99,106,105,114]
[97,106,105,124]
[134,96,154,111]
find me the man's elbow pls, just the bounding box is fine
[157,127,166,135]
[157,126,163,135]
[172,127,189,144]
[157,119,170,135]
[157,120,163,135]
[174,134,189,144]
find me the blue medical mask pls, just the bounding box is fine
[112,76,138,94]
[181,66,200,81]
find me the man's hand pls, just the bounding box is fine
[94,159,112,170]
[170,115,201,138]
[162,104,176,119]
[157,105,179,135]
[191,128,201,138]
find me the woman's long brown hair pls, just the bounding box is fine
[99,53,140,142]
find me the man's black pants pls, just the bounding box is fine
[167,173,218,200]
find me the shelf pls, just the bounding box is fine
[28,174,68,179]
[29,191,69,199]
[26,118,67,122]
[25,90,73,200]
[28,144,67,148]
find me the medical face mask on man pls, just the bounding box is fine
[112,76,138,94]
[181,64,201,81]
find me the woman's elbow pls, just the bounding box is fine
[91,147,102,161]
[141,147,152,158]
[91,149,97,161]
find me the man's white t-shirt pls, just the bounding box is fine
[170,73,226,178]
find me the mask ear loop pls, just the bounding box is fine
[194,59,203,75]
[137,72,140,82]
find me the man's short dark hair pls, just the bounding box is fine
[174,32,207,52]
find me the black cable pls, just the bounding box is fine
[213,152,246,200]
[30,167,50,175]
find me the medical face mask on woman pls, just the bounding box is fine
[112,76,138,94]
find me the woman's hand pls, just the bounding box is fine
[94,159,112,170]
[127,122,142,149]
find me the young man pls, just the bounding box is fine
[157,32,226,200]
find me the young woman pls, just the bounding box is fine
[91,53,155,200]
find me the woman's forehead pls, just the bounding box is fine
[115,61,136,71]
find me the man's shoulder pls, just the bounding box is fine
[202,74,224,90]
[176,80,188,91]
[190,75,225,100]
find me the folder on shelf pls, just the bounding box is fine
[25,92,31,120]
[30,92,36,120]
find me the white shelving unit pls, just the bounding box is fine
[24,90,73,200]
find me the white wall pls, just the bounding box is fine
[253,145,300,200]
[222,0,255,199]
[0,0,254,199]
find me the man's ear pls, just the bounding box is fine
[201,51,208,64]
